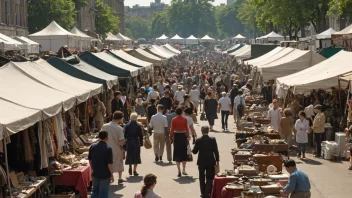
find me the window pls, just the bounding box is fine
[4,0,10,25]
[15,4,20,26]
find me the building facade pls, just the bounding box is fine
[103,0,125,33]
[76,0,96,33]
[125,0,168,18]
[0,0,28,36]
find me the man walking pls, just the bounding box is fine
[218,92,231,131]
[101,111,125,184]
[312,105,325,157]
[89,131,113,198]
[192,126,220,198]
[165,106,177,163]
[149,105,168,162]
[280,160,311,198]
[190,85,200,115]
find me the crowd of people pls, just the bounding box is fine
[85,49,352,198]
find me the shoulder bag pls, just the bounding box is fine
[187,143,193,162]
[144,132,152,149]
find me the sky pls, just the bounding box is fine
[125,0,227,7]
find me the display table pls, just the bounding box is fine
[253,155,283,172]
[13,178,47,198]
[252,144,289,154]
[211,176,238,198]
[55,165,92,198]
[221,186,244,198]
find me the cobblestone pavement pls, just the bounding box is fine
[108,113,352,198]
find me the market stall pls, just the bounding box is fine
[256,31,285,44]
[70,27,92,51]
[13,36,40,54]
[126,48,167,66]
[169,34,185,44]
[0,33,27,52]
[108,49,153,71]
[185,35,199,45]
[163,43,181,54]
[200,35,215,43]
[156,34,168,43]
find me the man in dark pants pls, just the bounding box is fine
[111,91,123,118]
[192,126,220,198]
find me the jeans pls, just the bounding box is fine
[314,133,322,156]
[91,177,110,198]
[198,165,215,198]
[297,143,306,155]
[221,111,230,129]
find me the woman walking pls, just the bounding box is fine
[134,174,161,198]
[203,91,218,131]
[294,111,309,159]
[125,113,144,176]
[170,108,190,177]
[279,109,294,147]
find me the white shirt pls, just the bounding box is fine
[304,104,314,119]
[149,112,168,133]
[135,98,143,105]
[175,90,186,102]
[147,90,160,102]
[190,89,200,101]
[219,97,232,111]
[184,115,193,132]
[171,83,178,93]
[267,108,282,131]
[294,119,309,143]
[234,95,245,109]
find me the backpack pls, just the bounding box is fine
[237,97,245,117]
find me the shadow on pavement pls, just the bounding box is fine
[109,185,125,197]
[211,130,234,134]
[301,158,323,165]
[155,161,176,167]
[173,176,198,184]
[126,176,144,183]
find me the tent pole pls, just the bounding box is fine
[4,138,12,197]
[338,78,342,110]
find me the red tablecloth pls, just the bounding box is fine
[221,187,244,198]
[55,165,92,198]
[211,176,238,198]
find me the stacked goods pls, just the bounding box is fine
[321,141,339,160]
[335,132,347,158]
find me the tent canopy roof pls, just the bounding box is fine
[201,35,215,40]
[70,27,91,38]
[253,47,295,67]
[245,47,284,65]
[234,34,246,39]
[333,24,352,35]
[186,35,198,40]
[156,34,168,40]
[116,33,131,41]
[256,31,284,40]
[276,50,352,94]
[109,50,153,70]
[316,28,336,39]
[135,48,164,61]
[163,44,181,54]
[105,32,121,41]
[14,36,39,45]
[170,34,184,40]
[29,21,74,36]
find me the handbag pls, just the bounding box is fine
[144,133,152,149]
[200,112,207,121]
[187,143,193,162]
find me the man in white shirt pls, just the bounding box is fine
[149,105,168,162]
[171,82,178,94]
[267,99,282,131]
[147,84,160,102]
[189,85,200,114]
[174,85,186,103]
[234,91,245,126]
[218,92,232,130]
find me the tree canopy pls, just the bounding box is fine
[125,16,152,39]
[95,0,120,38]
[28,0,76,33]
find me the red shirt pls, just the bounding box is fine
[170,115,190,139]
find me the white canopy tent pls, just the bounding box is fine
[233,34,246,40]
[29,21,80,52]
[257,49,325,81]
[316,28,336,39]
[244,47,284,65]
[200,35,215,43]
[222,44,241,54]
[105,32,121,41]
[154,45,176,57]
[256,31,285,42]
[110,50,153,71]
[116,33,132,45]
[70,27,92,51]
[332,24,352,39]
[230,45,250,56]
[147,45,173,59]
[185,35,199,45]
[13,36,39,54]
[132,48,167,66]
[276,50,352,98]
[252,47,295,67]
[163,43,181,54]
[170,34,185,44]
[0,33,27,51]
[156,34,168,42]
[0,62,76,119]
[233,45,251,60]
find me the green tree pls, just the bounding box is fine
[73,0,88,10]
[125,16,152,39]
[328,0,352,16]
[217,0,244,37]
[151,11,170,37]
[95,0,120,38]
[167,0,218,37]
[124,28,134,39]
[28,0,76,33]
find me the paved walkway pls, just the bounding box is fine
[108,113,351,198]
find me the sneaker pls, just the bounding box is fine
[118,179,124,184]
[182,171,188,176]
[133,171,139,176]
[155,156,159,162]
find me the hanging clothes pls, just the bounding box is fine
[53,113,67,154]
[38,121,49,169]
[43,120,55,158]
[23,129,34,162]
[29,127,37,155]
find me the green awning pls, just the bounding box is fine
[319,47,344,58]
